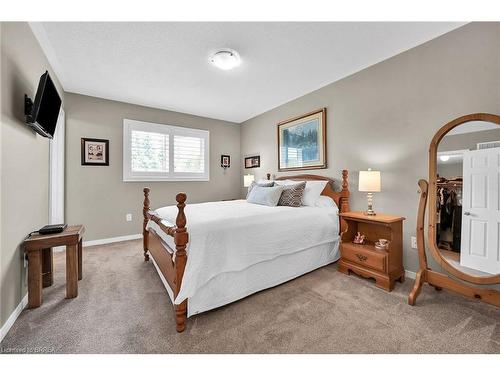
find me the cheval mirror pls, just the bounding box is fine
[409,113,500,307]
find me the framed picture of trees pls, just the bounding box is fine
[277,108,326,171]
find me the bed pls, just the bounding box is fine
[142,171,350,332]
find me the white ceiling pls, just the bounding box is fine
[31,22,465,123]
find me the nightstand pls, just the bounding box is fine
[338,212,405,291]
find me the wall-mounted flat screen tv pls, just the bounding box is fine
[25,71,62,139]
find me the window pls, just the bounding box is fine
[123,119,209,181]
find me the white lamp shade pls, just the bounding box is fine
[358,170,381,192]
[243,174,255,187]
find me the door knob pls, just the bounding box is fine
[464,212,471,216]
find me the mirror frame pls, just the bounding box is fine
[429,113,500,285]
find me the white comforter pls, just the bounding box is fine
[148,199,339,304]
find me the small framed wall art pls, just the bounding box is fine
[244,155,260,169]
[81,138,109,166]
[221,155,230,169]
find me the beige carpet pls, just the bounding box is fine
[1,239,499,354]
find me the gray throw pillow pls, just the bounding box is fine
[246,185,284,206]
[278,182,306,207]
[246,180,275,198]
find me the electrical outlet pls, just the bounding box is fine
[411,236,417,249]
[126,213,132,222]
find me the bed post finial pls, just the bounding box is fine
[266,173,271,180]
[143,187,151,261]
[341,170,348,192]
[174,192,188,332]
[175,193,187,230]
[339,170,350,234]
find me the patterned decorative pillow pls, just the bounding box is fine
[246,180,275,198]
[278,182,306,207]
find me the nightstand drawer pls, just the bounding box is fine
[341,244,387,273]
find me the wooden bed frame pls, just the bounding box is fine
[142,170,350,332]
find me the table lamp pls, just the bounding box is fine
[243,174,255,188]
[358,168,381,216]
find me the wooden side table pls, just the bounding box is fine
[23,225,85,308]
[338,212,405,291]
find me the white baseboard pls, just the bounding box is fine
[83,233,142,247]
[53,234,142,251]
[52,234,142,251]
[405,269,416,279]
[0,294,28,342]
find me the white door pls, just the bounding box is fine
[460,148,500,274]
[49,108,65,224]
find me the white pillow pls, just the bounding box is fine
[275,179,302,186]
[315,195,338,209]
[302,181,328,206]
[246,185,284,206]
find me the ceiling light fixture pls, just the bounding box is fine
[439,155,450,162]
[210,49,241,70]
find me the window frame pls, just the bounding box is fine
[123,119,210,182]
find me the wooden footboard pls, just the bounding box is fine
[143,188,189,332]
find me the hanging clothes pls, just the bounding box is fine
[452,205,462,251]
[436,182,462,252]
[437,187,457,230]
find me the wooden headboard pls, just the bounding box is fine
[266,170,350,232]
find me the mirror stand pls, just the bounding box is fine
[408,179,500,307]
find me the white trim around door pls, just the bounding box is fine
[49,108,65,225]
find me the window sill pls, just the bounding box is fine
[123,178,210,182]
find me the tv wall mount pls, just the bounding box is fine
[24,94,35,123]
[24,93,53,139]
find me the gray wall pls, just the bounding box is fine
[240,22,500,274]
[1,22,65,327]
[65,93,241,241]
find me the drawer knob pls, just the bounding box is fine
[356,253,368,262]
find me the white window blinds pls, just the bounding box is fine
[123,119,209,181]
[174,135,205,173]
